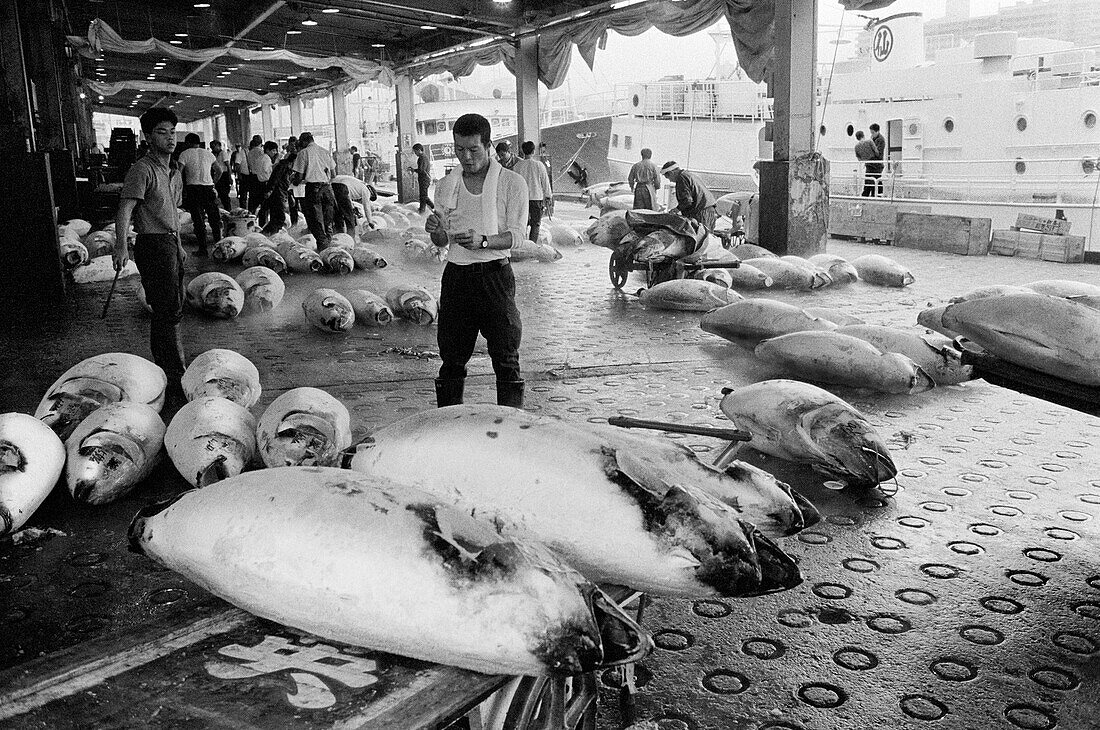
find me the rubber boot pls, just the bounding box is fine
[435,378,465,408]
[496,380,525,409]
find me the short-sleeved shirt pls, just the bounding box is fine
[253,154,273,183]
[178,147,216,186]
[246,147,267,177]
[332,175,372,203]
[292,144,335,183]
[514,158,551,201]
[212,148,229,173]
[120,155,183,235]
[237,148,251,175]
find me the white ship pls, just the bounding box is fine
[606,12,1100,252]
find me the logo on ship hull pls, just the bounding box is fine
[873,25,894,62]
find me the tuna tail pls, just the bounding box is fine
[71,479,98,504]
[0,504,13,538]
[746,527,804,594]
[585,587,652,669]
[127,491,190,554]
[784,485,823,530]
[864,443,898,483]
[909,365,937,394]
[197,455,229,487]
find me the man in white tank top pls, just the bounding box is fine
[425,113,530,408]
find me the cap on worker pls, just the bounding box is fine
[660,161,680,174]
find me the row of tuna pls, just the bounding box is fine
[301,285,437,331]
[919,279,1100,386]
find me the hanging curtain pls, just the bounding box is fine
[87,79,282,104]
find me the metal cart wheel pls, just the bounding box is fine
[608,248,630,290]
[502,674,598,730]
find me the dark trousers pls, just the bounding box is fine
[304,182,337,247]
[215,174,231,210]
[245,174,263,213]
[862,164,883,197]
[437,261,521,383]
[134,234,186,385]
[527,200,544,242]
[418,178,434,212]
[260,190,292,234]
[183,185,221,250]
[633,185,655,210]
[332,182,358,234]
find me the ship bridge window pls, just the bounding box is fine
[819,124,827,136]
[846,124,854,137]
[1085,111,1097,129]
[1016,116,1028,132]
[612,134,619,148]
[624,135,633,150]
[1015,158,1027,174]
[943,118,954,133]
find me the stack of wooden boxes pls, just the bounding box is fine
[990,214,1086,263]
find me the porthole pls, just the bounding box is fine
[944,118,954,133]
[1085,111,1097,129]
[1083,157,1096,175]
[1016,116,1028,132]
[819,124,827,136]
[846,124,854,137]
[1015,158,1027,174]
[632,94,640,108]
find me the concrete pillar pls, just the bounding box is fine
[213,114,225,145]
[241,108,253,144]
[331,86,351,174]
[757,0,828,257]
[290,97,303,135]
[514,35,540,148]
[394,74,418,204]
[224,107,245,149]
[0,0,34,153]
[202,117,214,145]
[20,0,67,151]
[261,104,273,142]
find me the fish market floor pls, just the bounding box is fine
[2,202,1099,730]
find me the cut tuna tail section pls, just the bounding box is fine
[127,491,190,554]
[586,587,652,667]
[197,455,230,487]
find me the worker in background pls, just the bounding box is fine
[660,161,717,230]
[332,173,375,234]
[628,148,660,210]
[409,143,434,214]
[176,132,222,257]
[514,140,552,242]
[290,131,337,248]
[210,139,232,209]
[260,140,300,235]
[854,130,879,197]
[253,141,278,228]
[244,135,267,214]
[868,122,886,197]
[495,141,518,171]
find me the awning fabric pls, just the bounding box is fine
[68,19,395,85]
[87,80,282,105]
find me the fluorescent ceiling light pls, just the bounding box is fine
[287,29,302,34]
[301,14,317,26]
[420,25,437,30]
[175,33,188,37]
[321,8,339,13]
[170,40,183,44]
[262,45,275,50]
[371,43,385,48]
[194,2,210,7]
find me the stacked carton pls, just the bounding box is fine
[990,214,1085,263]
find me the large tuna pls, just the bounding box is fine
[281,243,325,274]
[256,387,351,468]
[386,285,438,325]
[808,254,859,285]
[328,233,356,250]
[803,307,865,327]
[181,349,262,408]
[351,246,388,270]
[210,236,247,262]
[72,255,138,284]
[948,284,1033,303]
[719,380,896,488]
[59,239,90,268]
[347,289,394,326]
[633,230,693,263]
[128,467,652,676]
[235,266,285,313]
[701,300,838,343]
[60,218,93,239]
[940,292,1100,385]
[836,324,973,385]
[743,257,830,290]
[320,247,355,275]
[1023,279,1100,298]
[164,397,257,487]
[585,211,631,249]
[0,413,65,536]
[725,263,774,290]
[548,223,584,248]
[36,353,166,440]
[349,405,813,597]
[240,246,287,274]
[852,254,914,287]
[637,280,742,311]
[917,305,962,339]
[185,273,244,318]
[82,230,116,258]
[64,402,165,505]
[303,289,355,332]
[242,231,274,249]
[755,331,936,394]
[730,243,776,259]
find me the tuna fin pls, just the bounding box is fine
[196,456,229,487]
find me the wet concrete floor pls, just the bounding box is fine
[1,201,1098,729]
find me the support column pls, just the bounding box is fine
[224,107,245,149]
[331,86,351,174]
[0,0,34,154]
[290,96,303,135]
[202,117,214,145]
[260,103,273,142]
[241,108,253,144]
[757,0,828,257]
[213,114,225,144]
[514,35,540,148]
[394,73,418,204]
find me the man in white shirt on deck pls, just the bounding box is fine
[513,140,552,242]
[332,174,375,234]
[176,132,222,256]
[290,131,337,248]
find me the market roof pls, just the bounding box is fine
[65,0,897,123]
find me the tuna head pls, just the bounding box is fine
[0,440,29,535]
[191,433,252,486]
[38,378,124,439]
[304,292,355,332]
[202,283,243,318]
[68,430,148,505]
[808,403,897,487]
[269,412,342,466]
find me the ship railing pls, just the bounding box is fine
[614,81,772,123]
[830,157,1100,205]
[1011,44,1100,88]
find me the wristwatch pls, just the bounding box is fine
[480,235,489,249]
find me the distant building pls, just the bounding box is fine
[925,0,1100,55]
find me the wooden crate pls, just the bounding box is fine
[893,212,993,256]
[1014,213,1072,236]
[828,200,930,242]
[990,229,1086,263]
